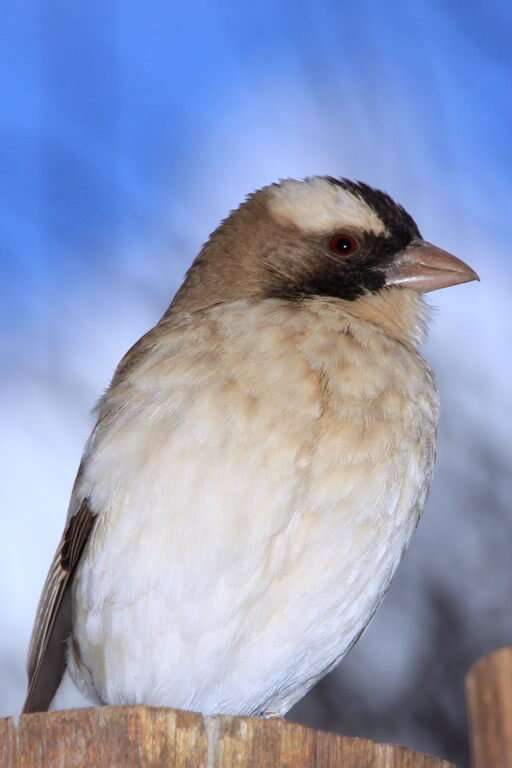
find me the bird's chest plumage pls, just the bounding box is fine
[73,299,438,714]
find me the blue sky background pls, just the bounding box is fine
[1,3,511,765]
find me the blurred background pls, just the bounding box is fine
[1,2,511,764]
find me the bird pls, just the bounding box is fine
[23,176,478,716]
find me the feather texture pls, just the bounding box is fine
[56,293,438,715]
[24,498,96,712]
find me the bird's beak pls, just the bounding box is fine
[385,239,479,293]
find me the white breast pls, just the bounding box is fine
[70,298,438,715]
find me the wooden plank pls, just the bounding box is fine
[466,646,512,768]
[0,706,453,767]
[0,717,16,768]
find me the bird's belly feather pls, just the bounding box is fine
[71,301,437,714]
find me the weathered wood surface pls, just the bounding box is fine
[0,706,452,767]
[466,645,512,768]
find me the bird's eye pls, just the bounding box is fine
[328,234,359,256]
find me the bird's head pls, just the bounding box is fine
[170,177,478,343]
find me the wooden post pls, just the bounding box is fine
[466,646,512,768]
[0,706,452,767]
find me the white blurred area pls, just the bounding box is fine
[2,66,511,766]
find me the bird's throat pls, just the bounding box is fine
[333,288,430,350]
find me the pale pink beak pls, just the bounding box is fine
[385,239,479,293]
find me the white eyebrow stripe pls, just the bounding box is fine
[267,178,388,237]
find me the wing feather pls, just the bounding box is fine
[23,497,96,713]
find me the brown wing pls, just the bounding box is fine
[23,497,96,713]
